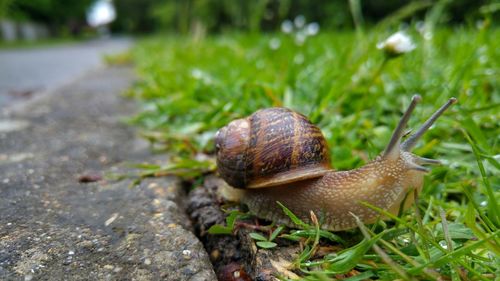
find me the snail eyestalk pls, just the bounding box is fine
[401,97,457,151]
[408,162,430,173]
[383,94,421,160]
[415,157,441,165]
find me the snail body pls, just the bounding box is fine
[215,96,456,231]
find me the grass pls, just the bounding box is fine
[127,19,499,281]
[0,37,82,49]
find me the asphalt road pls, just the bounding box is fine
[0,37,131,109]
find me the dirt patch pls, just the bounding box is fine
[187,175,304,280]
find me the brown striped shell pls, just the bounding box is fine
[215,108,332,189]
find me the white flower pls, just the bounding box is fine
[190,68,212,84]
[415,21,425,34]
[281,17,320,46]
[191,68,203,79]
[377,31,416,57]
[294,31,306,46]
[269,38,281,50]
[281,20,293,34]
[306,22,320,36]
[293,53,304,65]
[294,15,305,28]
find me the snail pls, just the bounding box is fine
[215,95,457,231]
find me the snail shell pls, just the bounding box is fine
[215,108,331,189]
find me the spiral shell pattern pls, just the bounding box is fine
[215,108,331,189]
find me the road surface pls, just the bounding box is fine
[0,38,131,109]
[0,66,216,280]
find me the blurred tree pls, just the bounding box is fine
[7,0,93,36]
[133,0,353,33]
[0,0,14,18]
[115,0,494,34]
[363,0,491,24]
[7,0,493,36]
[111,0,162,33]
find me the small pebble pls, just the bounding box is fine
[0,120,29,133]
[103,265,114,270]
[210,249,220,261]
[77,173,102,183]
[104,213,119,226]
[79,240,93,249]
[182,249,192,260]
[144,258,151,265]
[99,155,107,163]
[147,182,159,189]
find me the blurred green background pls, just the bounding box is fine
[0,0,498,39]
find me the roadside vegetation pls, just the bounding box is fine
[0,37,82,49]
[126,11,499,281]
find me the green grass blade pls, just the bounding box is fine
[463,131,499,227]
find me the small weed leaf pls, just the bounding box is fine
[276,201,309,229]
[327,238,375,274]
[249,232,268,241]
[127,163,162,170]
[225,210,243,228]
[280,234,301,242]
[251,226,285,248]
[207,224,233,235]
[270,226,285,241]
[287,229,345,244]
[207,209,244,235]
[256,241,278,249]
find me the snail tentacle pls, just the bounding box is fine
[415,157,442,165]
[383,94,421,160]
[407,162,430,173]
[401,97,457,151]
